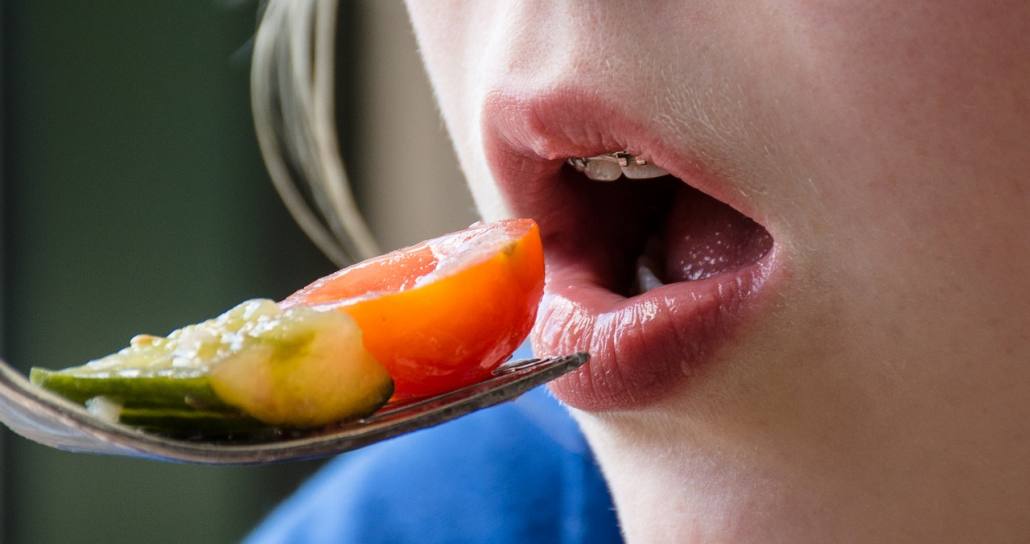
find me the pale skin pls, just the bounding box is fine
[405,2,1030,542]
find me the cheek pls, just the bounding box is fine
[735,2,1030,400]
[750,0,1030,245]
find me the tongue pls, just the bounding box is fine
[662,186,772,283]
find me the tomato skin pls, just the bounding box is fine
[283,219,544,399]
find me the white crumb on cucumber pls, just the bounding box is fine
[85,396,123,424]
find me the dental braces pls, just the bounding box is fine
[567,151,670,181]
[566,151,648,171]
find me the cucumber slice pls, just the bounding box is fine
[29,369,227,409]
[118,407,267,437]
[30,299,394,431]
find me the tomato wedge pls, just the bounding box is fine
[282,219,544,399]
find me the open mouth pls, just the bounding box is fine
[483,91,782,411]
[563,152,772,297]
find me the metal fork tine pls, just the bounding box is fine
[0,353,587,465]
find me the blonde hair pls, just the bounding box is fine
[251,0,378,266]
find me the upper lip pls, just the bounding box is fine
[481,89,766,229]
[481,88,782,411]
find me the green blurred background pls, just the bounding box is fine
[0,1,474,542]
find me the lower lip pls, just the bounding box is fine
[535,246,782,411]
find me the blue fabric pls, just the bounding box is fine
[246,348,622,544]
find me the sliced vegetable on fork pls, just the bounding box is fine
[30,219,544,435]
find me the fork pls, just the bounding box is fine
[0,353,587,465]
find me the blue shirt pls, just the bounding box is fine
[246,351,622,543]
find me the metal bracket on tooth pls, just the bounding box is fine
[567,151,668,181]
[567,151,648,171]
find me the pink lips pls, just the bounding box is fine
[483,90,783,411]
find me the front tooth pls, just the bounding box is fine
[621,163,669,179]
[583,159,623,181]
[635,256,666,293]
